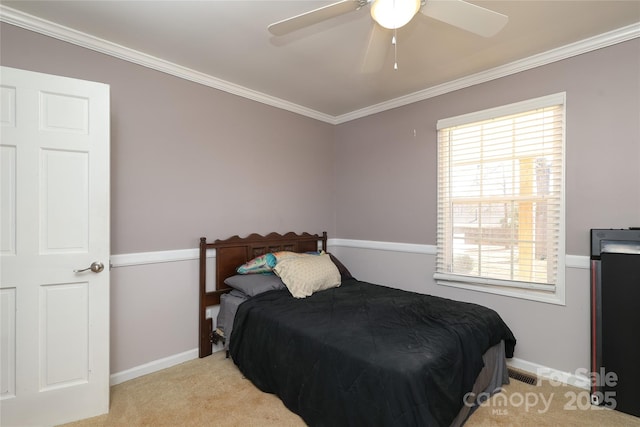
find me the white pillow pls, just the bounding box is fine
[274,253,341,298]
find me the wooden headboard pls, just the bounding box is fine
[198,231,327,358]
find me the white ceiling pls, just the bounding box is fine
[2,1,639,122]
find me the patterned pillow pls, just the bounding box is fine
[272,251,316,263]
[236,253,277,274]
[274,253,341,298]
[237,251,317,274]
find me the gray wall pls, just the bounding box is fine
[333,39,640,374]
[1,23,336,372]
[335,39,640,253]
[2,21,639,377]
[0,23,337,255]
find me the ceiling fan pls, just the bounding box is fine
[268,0,508,71]
[268,0,508,37]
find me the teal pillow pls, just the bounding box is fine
[236,253,277,274]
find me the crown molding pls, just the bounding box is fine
[0,5,336,124]
[335,22,640,123]
[2,5,638,125]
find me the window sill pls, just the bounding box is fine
[436,278,565,306]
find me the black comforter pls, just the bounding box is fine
[229,278,516,427]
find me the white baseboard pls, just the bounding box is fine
[110,348,588,394]
[508,357,590,390]
[110,348,199,386]
[110,344,226,386]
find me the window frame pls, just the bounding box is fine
[434,93,566,305]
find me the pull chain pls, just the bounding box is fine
[393,28,398,70]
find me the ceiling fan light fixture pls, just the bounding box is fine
[370,0,421,29]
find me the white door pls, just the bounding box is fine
[1,66,110,426]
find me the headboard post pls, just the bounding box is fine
[198,237,214,358]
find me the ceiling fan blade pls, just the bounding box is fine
[420,0,508,37]
[268,0,361,36]
[360,24,391,73]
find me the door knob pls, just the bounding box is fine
[74,262,105,273]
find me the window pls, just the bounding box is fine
[435,93,565,304]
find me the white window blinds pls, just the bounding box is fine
[435,93,565,294]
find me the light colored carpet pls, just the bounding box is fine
[61,351,640,427]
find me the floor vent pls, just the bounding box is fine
[508,368,538,385]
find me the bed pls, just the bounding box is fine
[199,232,516,426]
